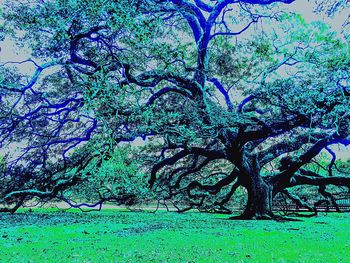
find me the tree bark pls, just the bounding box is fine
[227,147,274,219]
[241,175,274,219]
[230,170,274,220]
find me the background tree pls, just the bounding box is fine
[0,0,349,218]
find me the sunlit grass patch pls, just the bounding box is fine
[0,209,349,262]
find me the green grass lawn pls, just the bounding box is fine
[0,208,349,262]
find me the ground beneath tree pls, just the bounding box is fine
[0,208,349,262]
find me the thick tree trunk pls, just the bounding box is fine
[236,173,274,219]
[227,147,274,219]
[242,177,273,219]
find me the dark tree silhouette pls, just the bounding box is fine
[0,0,349,218]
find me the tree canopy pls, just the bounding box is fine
[0,0,349,218]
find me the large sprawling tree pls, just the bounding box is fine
[0,0,349,218]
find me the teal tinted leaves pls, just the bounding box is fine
[66,144,153,204]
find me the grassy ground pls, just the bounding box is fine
[0,208,349,263]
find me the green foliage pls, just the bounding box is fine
[255,15,350,132]
[3,0,163,60]
[66,144,154,204]
[0,154,6,173]
[334,158,350,174]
